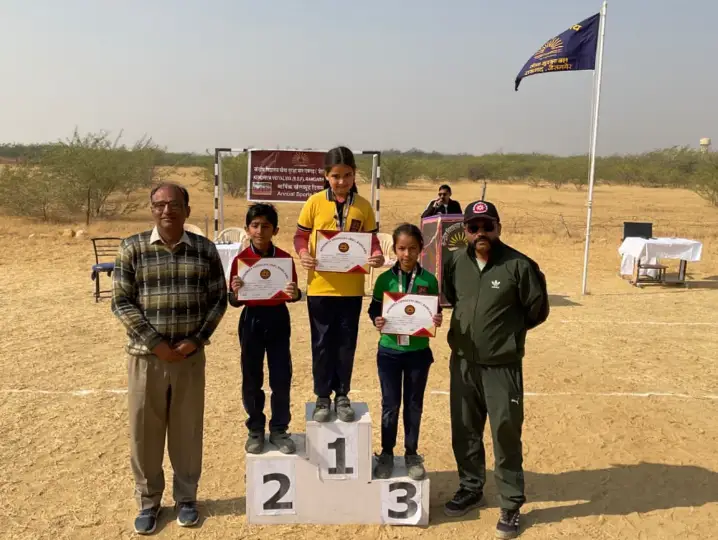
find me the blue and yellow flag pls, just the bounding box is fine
[515,13,600,91]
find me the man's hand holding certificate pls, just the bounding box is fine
[314,230,371,274]
[234,256,295,301]
[380,292,439,338]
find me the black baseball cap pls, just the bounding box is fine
[463,200,500,223]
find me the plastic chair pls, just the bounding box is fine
[366,232,396,293]
[376,232,396,267]
[183,223,205,237]
[217,227,250,247]
[90,237,122,302]
[623,222,653,240]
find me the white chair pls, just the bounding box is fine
[183,223,205,237]
[366,232,396,294]
[376,232,396,267]
[217,227,250,247]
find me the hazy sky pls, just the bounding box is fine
[2,0,716,156]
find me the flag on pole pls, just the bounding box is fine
[515,13,600,91]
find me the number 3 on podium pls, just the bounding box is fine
[381,481,422,525]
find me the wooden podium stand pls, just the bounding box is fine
[419,214,466,307]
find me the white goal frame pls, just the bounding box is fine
[213,147,382,241]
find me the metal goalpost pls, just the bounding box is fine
[213,147,382,241]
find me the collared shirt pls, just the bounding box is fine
[149,226,192,247]
[111,227,228,356]
[228,242,300,308]
[297,188,378,297]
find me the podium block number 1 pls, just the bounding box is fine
[327,437,353,475]
[381,481,422,525]
[317,423,358,480]
[253,460,296,516]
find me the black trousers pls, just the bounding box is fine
[450,354,525,511]
[238,304,292,434]
[377,346,433,455]
[307,296,363,398]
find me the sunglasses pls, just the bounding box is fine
[467,221,495,234]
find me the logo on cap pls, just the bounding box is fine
[473,202,488,214]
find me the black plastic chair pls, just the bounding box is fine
[90,237,121,302]
[622,222,653,240]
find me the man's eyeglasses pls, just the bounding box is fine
[151,201,184,212]
[467,221,495,234]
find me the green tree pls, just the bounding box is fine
[202,153,248,197]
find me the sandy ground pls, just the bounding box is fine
[1,172,717,540]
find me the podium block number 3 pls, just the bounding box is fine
[253,460,296,516]
[317,423,358,480]
[381,481,422,525]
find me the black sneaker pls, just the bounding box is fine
[176,501,199,528]
[334,395,355,422]
[373,452,394,479]
[245,431,265,454]
[313,397,331,422]
[443,488,486,517]
[495,509,520,539]
[404,454,426,480]
[269,431,296,454]
[134,506,160,535]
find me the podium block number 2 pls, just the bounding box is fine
[381,481,422,525]
[317,423,358,480]
[253,460,296,516]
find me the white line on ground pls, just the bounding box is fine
[560,319,718,326]
[2,388,717,400]
[0,388,128,396]
[430,390,718,400]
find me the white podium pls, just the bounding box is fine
[246,402,430,526]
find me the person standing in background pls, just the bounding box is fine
[421,184,462,218]
[112,183,227,535]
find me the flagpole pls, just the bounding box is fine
[580,0,608,296]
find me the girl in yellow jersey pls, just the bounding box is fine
[293,147,384,422]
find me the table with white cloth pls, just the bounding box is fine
[618,237,703,285]
[215,242,244,281]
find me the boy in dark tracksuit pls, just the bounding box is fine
[442,200,549,540]
[228,203,301,455]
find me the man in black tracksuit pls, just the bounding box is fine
[441,200,549,540]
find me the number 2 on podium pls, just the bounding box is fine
[328,437,354,475]
[262,473,293,512]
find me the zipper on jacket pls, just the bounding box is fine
[471,258,482,364]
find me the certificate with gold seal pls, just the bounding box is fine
[380,292,438,337]
[235,257,294,301]
[314,231,371,274]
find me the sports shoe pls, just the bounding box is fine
[313,397,332,422]
[245,431,265,454]
[373,452,394,479]
[334,395,355,422]
[495,508,521,539]
[175,501,199,528]
[134,506,160,535]
[443,487,486,517]
[269,431,296,454]
[404,454,426,480]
